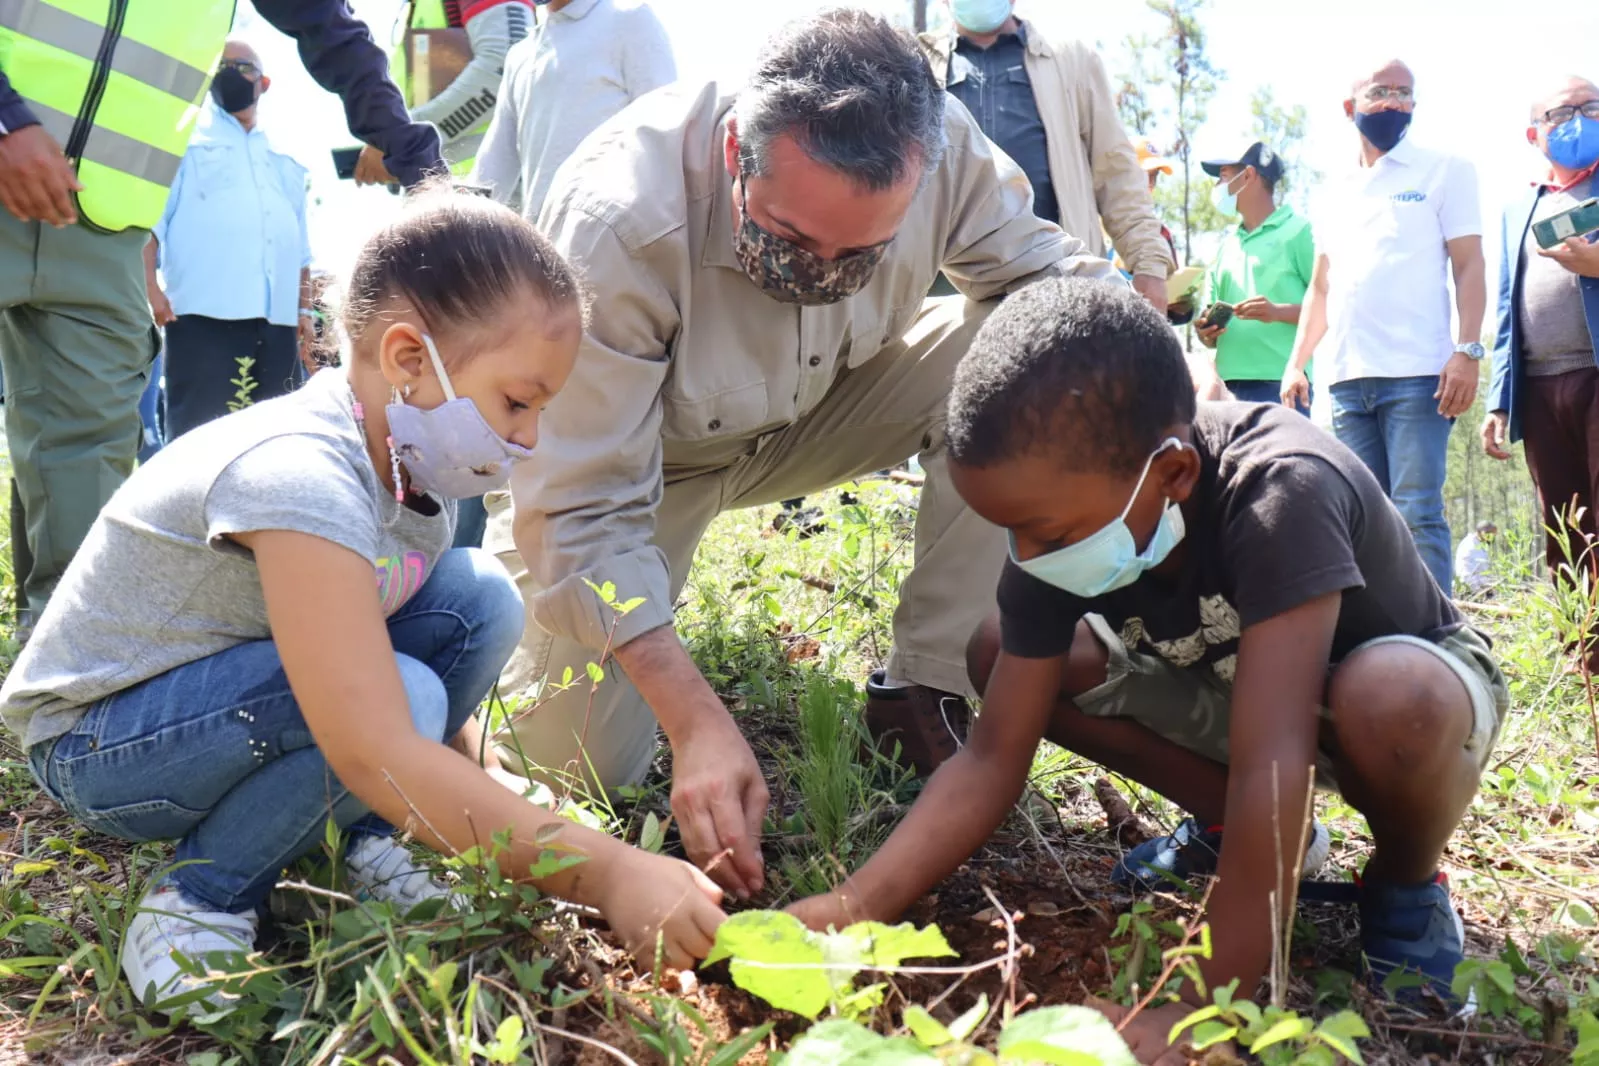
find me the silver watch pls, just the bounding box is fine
[1455,342,1486,361]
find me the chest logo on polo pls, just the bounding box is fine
[1391,190,1426,203]
[1119,594,1242,683]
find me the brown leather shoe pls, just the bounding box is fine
[863,671,971,775]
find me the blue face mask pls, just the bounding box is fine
[1547,115,1599,172]
[1012,439,1189,598]
[1353,108,1412,153]
[951,0,1012,34]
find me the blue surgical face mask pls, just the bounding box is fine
[1012,438,1189,598]
[951,0,1012,34]
[1211,171,1244,216]
[1353,108,1412,153]
[1547,114,1599,172]
[385,334,535,499]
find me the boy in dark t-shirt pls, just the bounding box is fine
[788,279,1508,1057]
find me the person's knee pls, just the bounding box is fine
[395,654,450,743]
[965,614,1001,695]
[462,547,527,648]
[1328,643,1471,777]
[1061,620,1110,697]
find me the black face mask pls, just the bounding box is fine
[210,67,258,114]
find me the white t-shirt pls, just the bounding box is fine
[1312,138,1481,385]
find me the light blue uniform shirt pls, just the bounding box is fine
[154,102,311,328]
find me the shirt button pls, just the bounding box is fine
[708,418,721,431]
[808,355,822,367]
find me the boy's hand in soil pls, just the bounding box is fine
[597,849,727,971]
[1091,998,1218,1066]
[786,886,872,932]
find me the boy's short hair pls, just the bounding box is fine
[947,278,1197,478]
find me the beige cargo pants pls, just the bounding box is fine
[483,296,1006,791]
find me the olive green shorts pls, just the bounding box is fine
[1073,614,1509,791]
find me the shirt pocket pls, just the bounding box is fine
[848,302,918,367]
[659,379,770,442]
[189,142,235,195]
[998,65,1036,119]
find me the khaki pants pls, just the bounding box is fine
[484,296,1006,790]
[0,213,155,614]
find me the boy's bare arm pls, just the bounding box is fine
[1195,592,1340,1002]
[792,651,1064,927]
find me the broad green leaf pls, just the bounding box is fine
[1312,1011,1370,1063]
[828,921,957,969]
[1247,1016,1311,1052]
[488,1016,524,1064]
[1166,1003,1220,1041]
[1564,901,1597,929]
[586,662,605,684]
[616,596,647,615]
[997,1005,1139,1066]
[1189,1020,1239,1050]
[782,1020,891,1066]
[639,812,665,853]
[11,861,55,877]
[903,1005,953,1047]
[949,994,989,1043]
[704,911,834,1019]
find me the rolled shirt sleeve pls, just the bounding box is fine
[512,203,681,652]
[939,96,1124,300]
[1074,45,1173,279]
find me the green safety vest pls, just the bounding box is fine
[0,0,236,232]
[393,0,478,176]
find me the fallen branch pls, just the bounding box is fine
[1093,777,1153,848]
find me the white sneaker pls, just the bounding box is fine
[122,882,259,1017]
[344,834,454,912]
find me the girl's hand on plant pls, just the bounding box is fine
[1088,997,1207,1066]
[598,850,727,971]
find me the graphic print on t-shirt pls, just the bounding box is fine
[1118,593,1243,683]
[376,551,430,614]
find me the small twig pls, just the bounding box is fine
[1117,879,1217,1031]
[530,1019,642,1066]
[980,885,1022,1019]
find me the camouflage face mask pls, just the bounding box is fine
[733,172,889,306]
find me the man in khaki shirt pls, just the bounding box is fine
[484,10,1119,899]
[920,3,1174,312]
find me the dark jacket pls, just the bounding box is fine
[0,0,442,187]
[1488,182,1599,443]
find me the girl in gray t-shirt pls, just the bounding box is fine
[1,190,726,1016]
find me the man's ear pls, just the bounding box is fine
[1343,99,1356,121]
[723,119,741,180]
[258,74,271,95]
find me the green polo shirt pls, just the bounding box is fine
[1205,205,1316,382]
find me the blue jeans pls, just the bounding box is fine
[28,548,524,912]
[137,347,165,463]
[1329,376,1454,589]
[1226,377,1312,416]
[453,495,488,550]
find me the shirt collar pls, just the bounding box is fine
[1379,136,1417,167]
[1535,161,1598,192]
[702,117,741,272]
[552,0,601,19]
[1238,204,1293,237]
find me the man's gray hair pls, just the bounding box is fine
[736,8,946,192]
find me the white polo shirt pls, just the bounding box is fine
[1313,138,1480,385]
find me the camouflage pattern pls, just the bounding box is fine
[733,177,889,306]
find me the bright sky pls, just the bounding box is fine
[234,0,1599,282]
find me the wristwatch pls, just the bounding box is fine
[1455,342,1486,361]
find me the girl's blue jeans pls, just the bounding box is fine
[28,548,524,912]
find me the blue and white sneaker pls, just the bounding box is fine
[1112,816,1332,893]
[1358,872,1472,1012]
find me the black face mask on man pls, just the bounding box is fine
[210,67,258,115]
